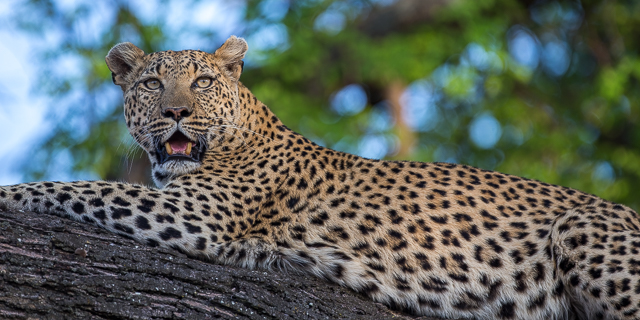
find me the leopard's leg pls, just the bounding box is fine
[552,200,640,320]
[0,181,275,265]
[0,181,204,250]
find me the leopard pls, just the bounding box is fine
[2,35,639,320]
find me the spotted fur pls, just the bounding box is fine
[2,36,639,319]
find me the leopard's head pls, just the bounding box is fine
[105,36,248,187]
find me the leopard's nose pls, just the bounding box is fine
[163,107,192,121]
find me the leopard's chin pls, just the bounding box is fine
[161,160,202,175]
[151,159,203,188]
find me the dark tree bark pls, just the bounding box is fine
[0,209,442,319]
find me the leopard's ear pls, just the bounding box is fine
[105,42,145,90]
[213,36,248,81]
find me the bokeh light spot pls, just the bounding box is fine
[331,84,367,116]
[508,26,540,69]
[469,113,502,149]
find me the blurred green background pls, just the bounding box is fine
[1,0,639,211]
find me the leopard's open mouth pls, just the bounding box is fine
[155,131,205,164]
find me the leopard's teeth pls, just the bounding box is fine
[165,142,173,155]
[186,142,192,155]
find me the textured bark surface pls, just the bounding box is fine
[0,209,440,319]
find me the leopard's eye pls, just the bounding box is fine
[144,79,161,90]
[194,77,212,88]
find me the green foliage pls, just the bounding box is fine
[6,0,640,210]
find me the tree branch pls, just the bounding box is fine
[0,209,439,319]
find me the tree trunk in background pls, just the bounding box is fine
[386,80,416,159]
[0,209,441,320]
[358,0,454,36]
